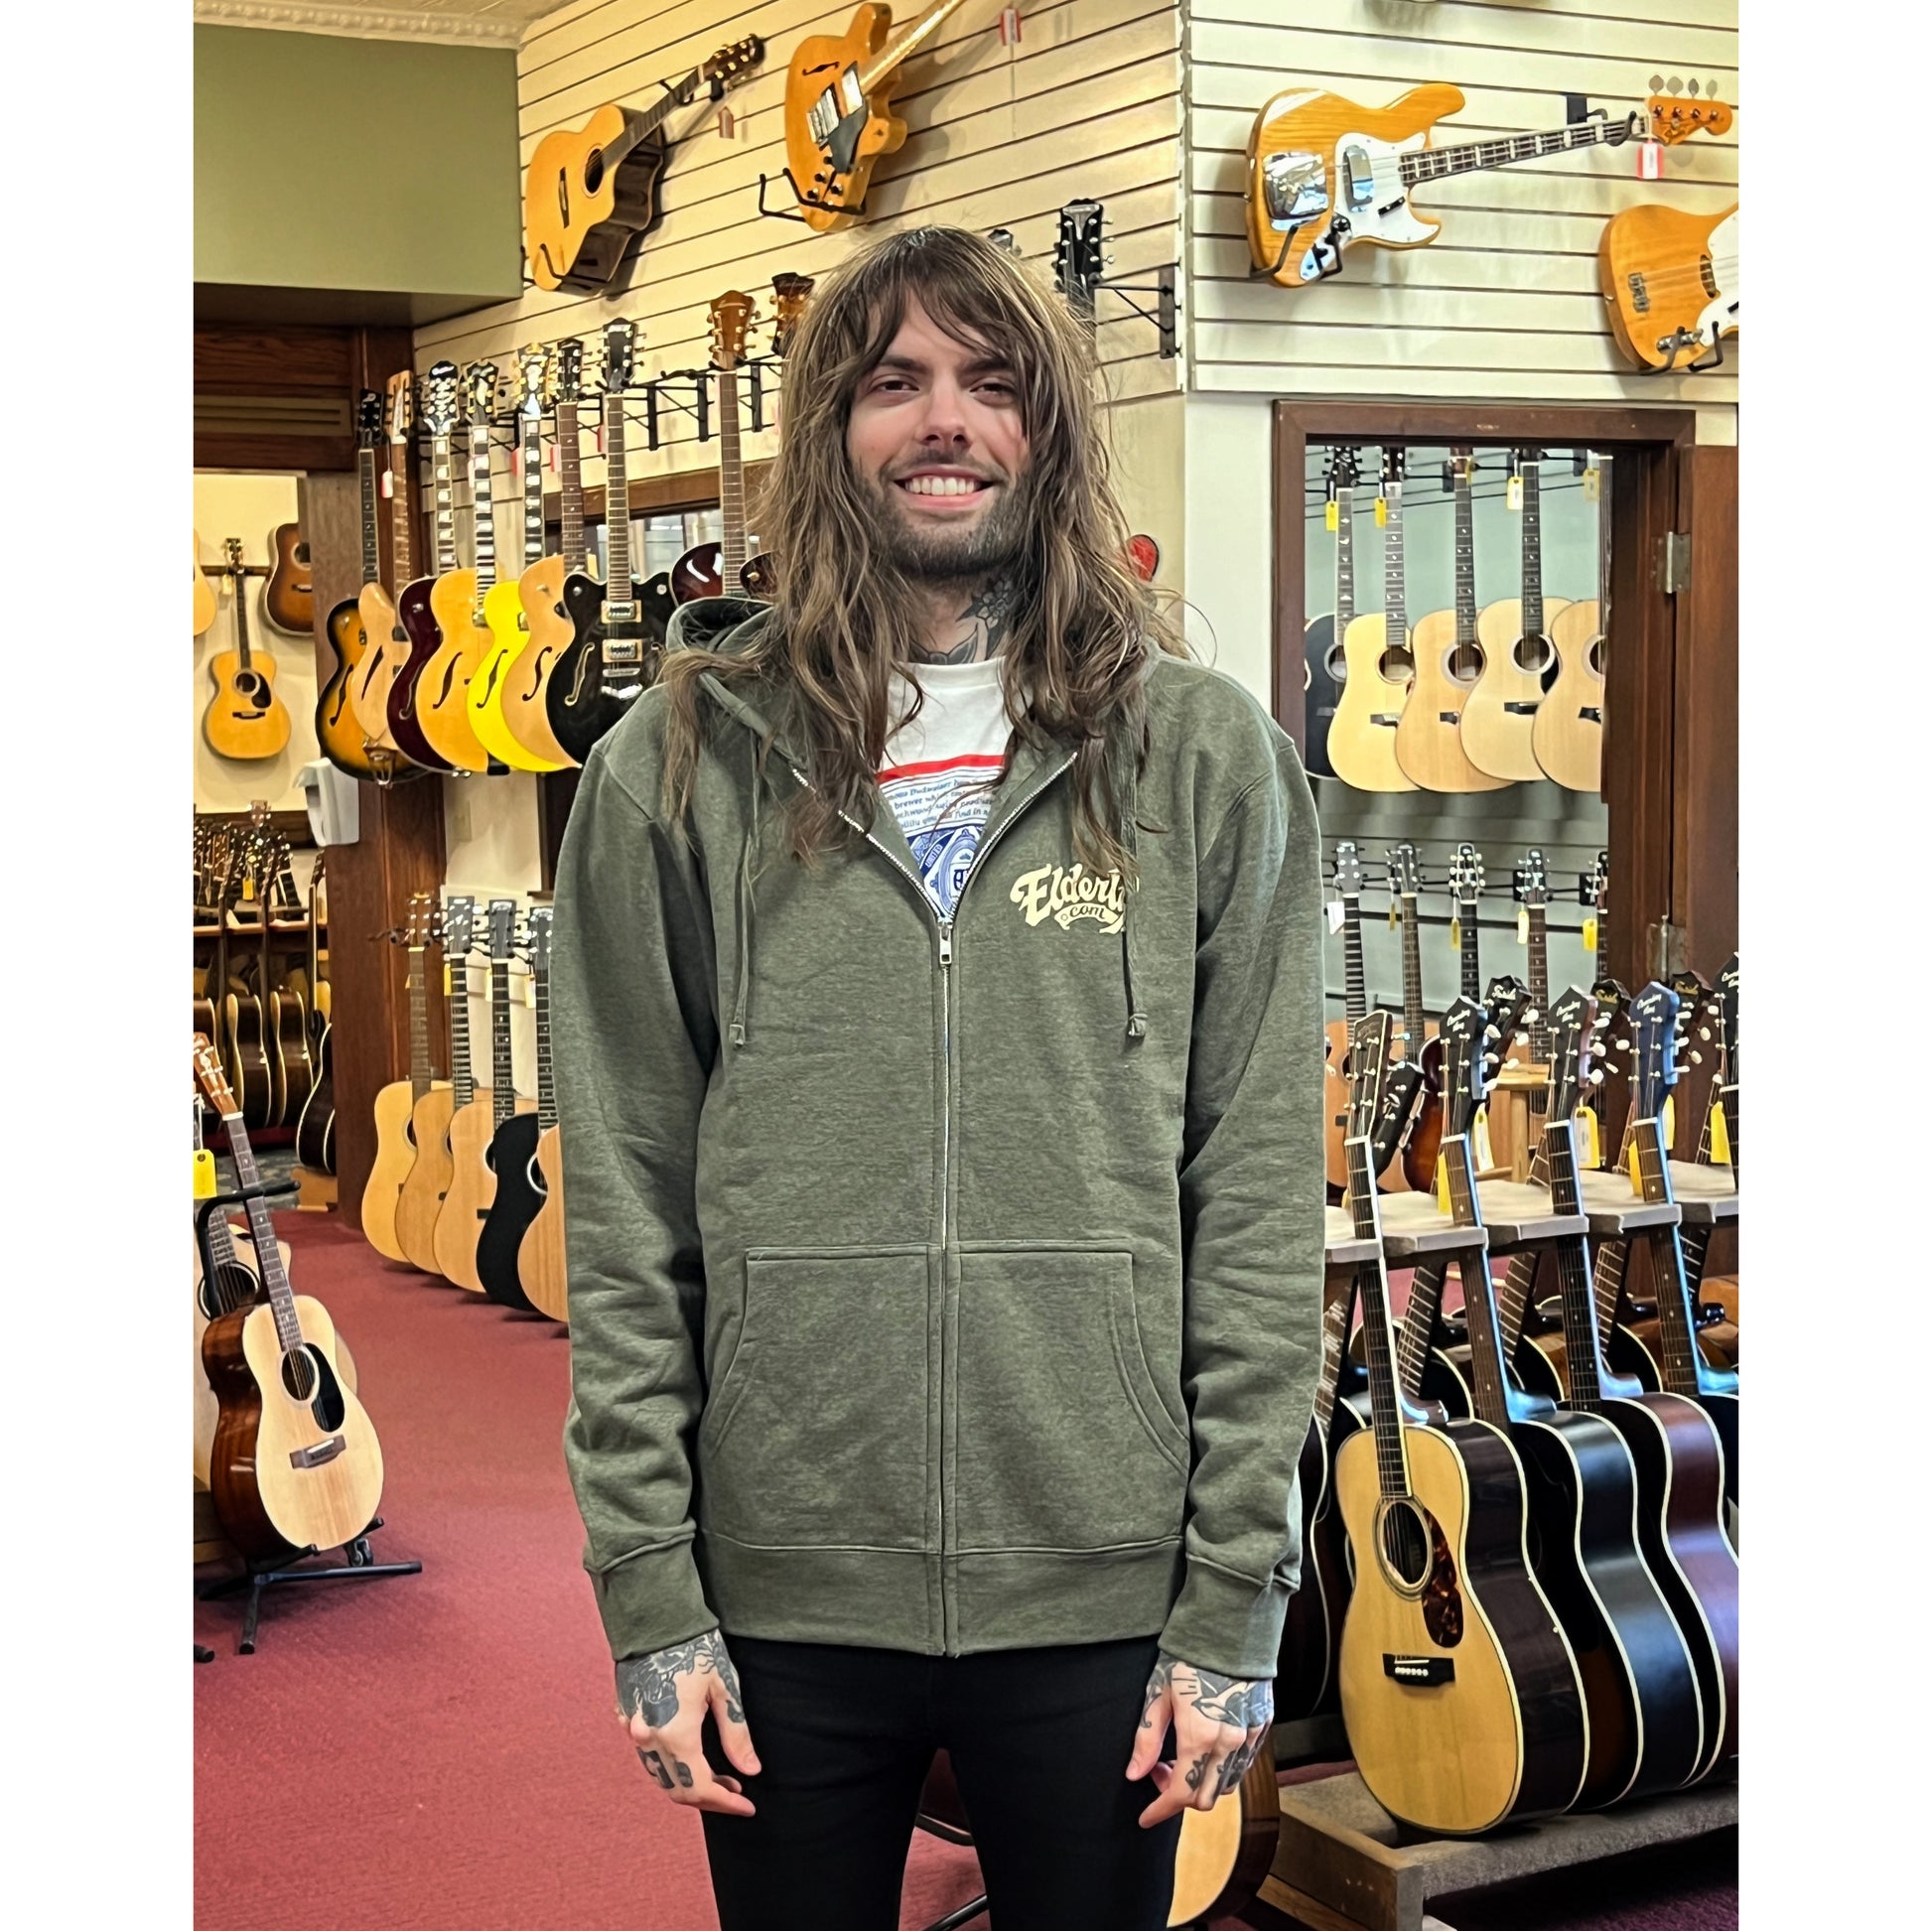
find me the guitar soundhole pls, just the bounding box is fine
[1379,1498,1432,1591]
[281,1344,320,1404]
[1587,638,1605,677]
[232,669,265,703]
[1323,643,1346,682]
[1513,633,1554,676]
[1378,648,1415,684]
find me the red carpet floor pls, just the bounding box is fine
[194,1217,1735,1931]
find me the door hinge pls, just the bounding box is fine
[1654,532,1691,595]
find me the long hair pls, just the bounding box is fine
[657,224,1187,876]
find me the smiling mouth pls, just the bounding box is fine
[895,476,993,500]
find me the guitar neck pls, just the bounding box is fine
[221,1107,304,1356]
[357,448,381,586]
[1344,1136,1423,1500]
[1441,1140,1529,1427]
[407,947,432,1101]
[534,955,556,1131]
[858,0,974,94]
[604,389,632,591]
[1311,1273,1355,1433]
[1520,460,1544,636]
[602,63,702,170]
[1526,908,1550,1059]
[1632,1119,1733,1399]
[717,366,748,579]
[1401,114,1632,190]
[449,952,476,1107]
[1383,484,1407,648]
[558,403,587,574]
[1452,469,1477,648]
[1396,1255,1448,1400]
[1399,895,1425,1048]
[472,426,496,599]
[389,440,413,584]
[519,412,544,574]
[431,436,458,574]
[231,564,254,670]
[490,961,516,1128]
[1334,485,1354,629]
[1542,1118,1609,1406]
[1458,897,1481,1000]
[1341,895,1365,1024]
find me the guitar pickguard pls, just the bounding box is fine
[1420,1508,1464,1647]
[1301,128,1438,283]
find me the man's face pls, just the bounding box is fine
[845,297,1034,582]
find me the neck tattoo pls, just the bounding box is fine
[911,576,1019,666]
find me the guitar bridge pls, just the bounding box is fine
[290,1435,345,1470]
[1259,149,1328,228]
[1383,1654,1454,1686]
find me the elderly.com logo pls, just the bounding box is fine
[1009,862,1127,934]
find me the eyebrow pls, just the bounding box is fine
[868,351,1015,379]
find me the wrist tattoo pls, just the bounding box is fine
[616,1628,744,1730]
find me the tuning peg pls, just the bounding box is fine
[1649,72,1664,90]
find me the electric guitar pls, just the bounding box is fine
[525,38,764,292]
[203,539,293,761]
[672,290,759,602]
[1395,450,1509,794]
[351,370,423,763]
[1302,445,1355,780]
[394,896,481,1277]
[782,2,980,233]
[1246,84,1638,288]
[1460,452,1570,781]
[362,894,442,1265]
[313,392,388,781]
[385,361,463,774]
[479,905,556,1311]
[1327,447,1416,792]
[195,1035,384,1560]
[1536,455,1610,792]
[469,348,568,772]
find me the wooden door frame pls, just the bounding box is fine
[1269,398,1728,994]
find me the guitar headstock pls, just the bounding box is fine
[464,361,501,430]
[518,345,549,420]
[552,338,585,406]
[404,890,436,949]
[1583,849,1609,915]
[385,369,415,447]
[1387,841,1422,899]
[1446,446,1476,490]
[486,897,518,961]
[769,272,815,359]
[442,895,478,961]
[1483,975,1534,1072]
[1331,840,1363,898]
[1545,986,1598,1123]
[1345,1011,1393,1142]
[526,904,554,975]
[1381,445,1406,493]
[1645,83,1732,145]
[422,361,461,439]
[356,389,383,448]
[702,34,763,91]
[1438,996,1489,1136]
[1449,842,1485,907]
[601,318,637,394]
[1514,848,1550,908]
[193,1033,239,1119]
[223,535,245,577]
[1627,980,1683,1123]
[1053,199,1105,318]
[709,291,758,373]
[1717,953,1739,1082]
[1322,444,1359,497]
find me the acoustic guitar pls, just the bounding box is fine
[351,371,422,763]
[194,532,216,634]
[313,392,390,781]
[1535,454,1610,792]
[1302,446,1356,780]
[195,1035,384,1560]
[222,831,275,1128]
[294,855,336,1175]
[1245,83,1637,287]
[204,538,293,762]
[384,361,463,774]
[478,905,556,1310]
[672,290,760,602]
[783,2,978,233]
[469,348,569,773]
[417,362,507,773]
[1461,452,1570,782]
[525,38,763,292]
[1395,451,1509,794]
[501,338,590,768]
[263,520,313,633]
[264,833,316,1129]
[362,893,442,1264]
[1327,447,1416,793]
[393,896,481,1276]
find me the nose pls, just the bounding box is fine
[912,372,974,451]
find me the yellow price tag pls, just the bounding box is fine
[524,975,537,1009]
[193,1148,217,1199]
[1517,906,1530,945]
[1577,1106,1601,1171]
[1374,496,1388,528]
[1388,901,1399,930]
[1662,1093,1676,1149]
[1472,1106,1494,1172]
[1435,1156,1450,1215]
[444,961,454,997]
[1325,500,1338,532]
[1507,476,1523,512]
[1449,916,1460,952]
[241,876,255,901]
[1583,916,1598,954]
[1583,466,1601,502]
[1709,1101,1731,1165]
[1625,1139,1642,1190]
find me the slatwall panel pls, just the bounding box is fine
[412,0,1185,501]
[1185,0,1738,416]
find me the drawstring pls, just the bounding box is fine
[1119,735,1148,1042]
[729,762,761,1048]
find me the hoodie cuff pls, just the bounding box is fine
[1157,1559,1288,1681]
[591,1540,719,1663]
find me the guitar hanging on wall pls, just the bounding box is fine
[263,520,314,633]
[672,290,759,603]
[1326,448,1416,793]
[204,538,292,762]
[315,392,389,782]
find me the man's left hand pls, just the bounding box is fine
[1125,1651,1274,1829]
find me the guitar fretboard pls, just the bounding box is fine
[1542,1118,1606,1408]
[519,407,545,574]
[431,435,458,574]
[717,367,749,580]
[604,388,632,592]
[1526,904,1551,1113]
[1341,895,1366,1025]
[1458,895,1481,1000]
[390,436,413,584]
[1399,893,1425,1050]
[1520,458,1545,638]
[357,448,381,586]
[490,957,516,1129]
[534,939,556,1133]
[1383,483,1407,650]
[472,424,497,605]
[557,403,587,575]
[1401,115,1630,188]
[1345,1136,1413,1504]
[1452,466,1477,647]
[407,947,432,1102]
[449,947,477,1109]
[1311,1275,1354,1433]
[1632,1119,1729,1400]
[224,1113,304,1360]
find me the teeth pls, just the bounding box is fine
[902,476,982,496]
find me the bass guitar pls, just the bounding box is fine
[1327,447,1416,792]
[393,897,480,1276]
[263,520,313,633]
[384,361,463,774]
[362,894,441,1264]
[351,371,423,764]
[479,905,556,1310]
[672,290,759,602]
[203,539,293,762]
[1302,446,1355,780]
[1535,454,1610,792]
[315,391,389,780]
[525,38,763,292]
[195,1035,384,1560]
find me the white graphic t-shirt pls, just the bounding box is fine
[878,657,1013,918]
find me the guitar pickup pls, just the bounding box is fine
[603,642,640,666]
[604,602,637,622]
[290,1436,345,1470]
[1384,1654,1454,1686]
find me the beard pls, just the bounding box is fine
[863,464,1033,584]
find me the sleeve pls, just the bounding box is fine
[550,747,722,1663]
[1157,736,1326,1680]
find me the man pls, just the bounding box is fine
[551,224,1323,1930]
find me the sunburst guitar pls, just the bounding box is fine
[351,371,421,764]
[314,391,388,780]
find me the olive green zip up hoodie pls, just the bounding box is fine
[551,598,1325,1681]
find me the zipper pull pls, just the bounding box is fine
[938,922,954,967]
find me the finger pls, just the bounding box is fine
[1136,1759,1193,1830]
[1124,1687,1173,1781]
[709,1672,762,1777]
[636,1739,759,1819]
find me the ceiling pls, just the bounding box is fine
[192,1,580,45]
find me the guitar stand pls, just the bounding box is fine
[756,167,868,223]
[198,1516,422,1656]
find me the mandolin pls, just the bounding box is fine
[478,905,555,1311]
[417,362,507,773]
[469,348,569,772]
[1302,446,1355,780]
[194,531,216,634]
[1395,451,1509,794]
[1535,455,1610,792]
[1246,84,1637,287]
[783,2,978,233]
[362,894,442,1264]
[546,320,677,764]
[436,899,536,1294]
[525,39,763,293]
[315,392,390,781]
[204,538,293,762]
[351,371,423,762]
[393,896,481,1276]
[384,362,463,774]
[1327,447,1416,793]
[1461,453,1570,782]
[672,290,761,602]
[195,1035,384,1560]
[263,520,313,633]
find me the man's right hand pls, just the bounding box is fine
[616,1629,761,1817]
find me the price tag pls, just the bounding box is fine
[193,1148,217,1199]
[1472,1106,1494,1172]
[444,961,454,997]
[999,4,1022,44]
[380,469,395,499]
[524,975,537,1009]
[1435,1156,1450,1215]
[1583,916,1598,953]
[1582,466,1601,503]
[241,876,255,901]
[717,104,735,139]
[1625,1139,1643,1189]
[1516,906,1529,945]
[1388,901,1399,930]
[1506,476,1523,512]
[1577,1105,1602,1171]
[1325,898,1346,934]
[1324,499,1338,533]
[1637,139,1663,180]
[1709,1100,1731,1165]
[1449,916,1461,951]
[1374,496,1388,528]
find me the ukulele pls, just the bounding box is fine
[418,362,508,772]
[1535,454,1610,791]
[195,1035,384,1560]
[469,348,569,772]
[1301,446,1356,780]
[1327,447,1417,792]
[436,899,535,1294]
[385,362,464,774]
[394,897,481,1276]
[203,539,293,761]
[194,531,216,634]
[362,893,442,1265]
[1332,1127,1588,1835]
[783,2,978,232]
[294,855,336,1176]
[263,520,313,632]
[671,291,759,602]
[525,38,764,292]
[1395,451,1509,793]
[1246,83,1637,287]
[315,392,389,781]
[502,339,591,767]
[478,905,556,1311]
[351,371,424,763]
[547,320,677,763]
[1462,452,1571,781]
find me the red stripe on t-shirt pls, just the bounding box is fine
[877,754,1008,782]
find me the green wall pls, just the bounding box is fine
[195,25,521,314]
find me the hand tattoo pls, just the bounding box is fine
[1154,1651,1273,1798]
[616,1629,744,1729]
[1139,1654,1176,1728]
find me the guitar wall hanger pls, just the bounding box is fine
[1088,262,1180,358]
[756,167,869,224]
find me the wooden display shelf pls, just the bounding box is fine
[1257,1771,1736,1931]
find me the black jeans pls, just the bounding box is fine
[698,1633,1182,1931]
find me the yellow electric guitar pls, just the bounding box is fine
[416,362,504,773]
[203,538,293,761]
[470,348,568,772]
[1326,447,1416,792]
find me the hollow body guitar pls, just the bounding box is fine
[1326,448,1415,792]
[352,372,422,763]
[394,897,480,1274]
[478,906,557,1310]
[385,363,463,774]
[315,392,388,780]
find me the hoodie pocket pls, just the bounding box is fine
[702,1243,929,1550]
[953,1241,1188,1553]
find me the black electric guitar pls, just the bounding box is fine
[477,906,555,1310]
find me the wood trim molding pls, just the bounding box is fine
[193,2,523,46]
